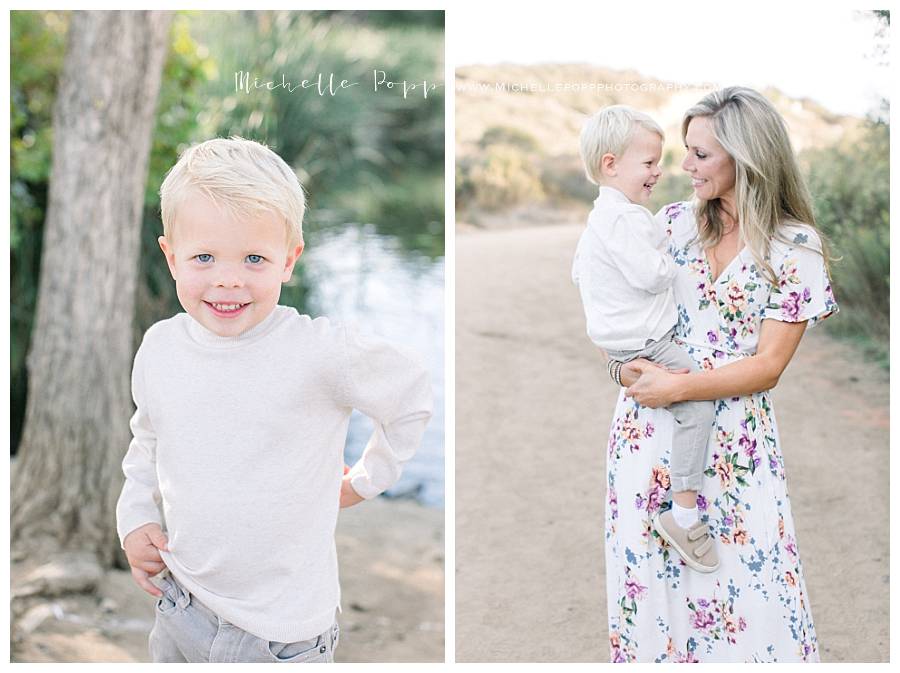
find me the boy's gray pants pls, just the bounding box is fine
[149,568,339,663]
[607,327,716,493]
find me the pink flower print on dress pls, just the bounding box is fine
[781,287,812,321]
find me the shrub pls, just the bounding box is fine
[467,144,544,210]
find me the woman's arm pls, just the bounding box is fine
[622,319,808,407]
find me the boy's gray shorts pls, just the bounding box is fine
[149,568,339,663]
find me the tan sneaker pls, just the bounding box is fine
[651,509,720,573]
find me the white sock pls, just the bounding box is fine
[672,502,699,529]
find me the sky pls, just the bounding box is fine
[450,4,890,118]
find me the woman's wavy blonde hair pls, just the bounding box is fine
[682,86,831,286]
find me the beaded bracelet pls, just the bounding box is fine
[608,359,624,387]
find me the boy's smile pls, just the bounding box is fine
[158,191,303,338]
[204,301,251,318]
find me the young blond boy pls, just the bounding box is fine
[116,137,433,662]
[571,106,718,573]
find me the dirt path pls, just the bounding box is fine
[10,498,443,663]
[455,223,888,662]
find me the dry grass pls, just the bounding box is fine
[455,63,864,219]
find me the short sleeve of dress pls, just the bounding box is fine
[655,201,690,257]
[761,225,839,329]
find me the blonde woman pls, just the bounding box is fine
[604,87,837,662]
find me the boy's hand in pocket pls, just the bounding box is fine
[123,523,169,597]
[339,465,365,508]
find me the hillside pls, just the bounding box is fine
[457,63,861,157]
[455,63,865,223]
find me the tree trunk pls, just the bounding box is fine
[11,10,172,573]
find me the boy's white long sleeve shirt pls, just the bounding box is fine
[115,305,432,643]
[571,186,678,350]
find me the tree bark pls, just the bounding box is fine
[11,10,173,572]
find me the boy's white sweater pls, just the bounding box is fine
[115,305,432,642]
[571,186,678,350]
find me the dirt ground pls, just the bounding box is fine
[455,222,889,663]
[10,497,444,663]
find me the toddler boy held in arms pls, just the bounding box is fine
[116,137,433,663]
[570,106,718,574]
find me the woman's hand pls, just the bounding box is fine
[623,359,687,408]
[618,357,689,389]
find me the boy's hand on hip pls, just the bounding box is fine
[123,523,169,598]
[340,465,365,508]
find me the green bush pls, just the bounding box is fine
[479,126,540,153]
[539,155,595,204]
[803,119,889,362]
[467,144,544,210]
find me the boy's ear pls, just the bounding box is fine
[600,152,617,177]
[282,242,304,282]
[158,236,177,280]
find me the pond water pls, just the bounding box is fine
[300,222,444,508]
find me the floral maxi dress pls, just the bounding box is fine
[605,202,838,663]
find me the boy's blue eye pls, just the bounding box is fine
[196,254,213,263]
[246,254,264,264]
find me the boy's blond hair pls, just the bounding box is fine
[579,105,664,185]
[159,136,305,248]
